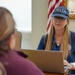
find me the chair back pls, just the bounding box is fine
[15,31,22,50]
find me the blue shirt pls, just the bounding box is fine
[37,31,75,63]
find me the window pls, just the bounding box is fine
[0,0,32,32]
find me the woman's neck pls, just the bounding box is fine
[55,29,64,37]
[55,29,64,46]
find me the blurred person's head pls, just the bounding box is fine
[0,7,16,51]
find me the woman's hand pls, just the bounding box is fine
[64,60,74,68]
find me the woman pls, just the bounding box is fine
[37,6,75,71]
[0,7,44,75]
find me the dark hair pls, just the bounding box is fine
[0,7,15,51]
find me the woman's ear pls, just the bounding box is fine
[8,34,15,50]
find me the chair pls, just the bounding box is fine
[15,31,22,50]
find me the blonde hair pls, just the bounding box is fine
[45,19,70,59]
[0,7,15,51]
[0,62,7,75]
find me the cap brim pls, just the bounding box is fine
[52,14,68,19]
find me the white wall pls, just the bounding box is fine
[21,32,32,49]
[31,0,48,49]
[21,0,75,50]
[69,20,75,32]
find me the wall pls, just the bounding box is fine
[69,20,75,32]
[21,0,75,50]
[21,32,32,49]
[31,0,48,49]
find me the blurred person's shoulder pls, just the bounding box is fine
[8,50,28,58]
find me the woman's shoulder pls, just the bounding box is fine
[70,31,75,43]
[0,50,28,60]
[70,31,75,35]
[15,50,28,58]
[70,31,75,38]
[43,33,48,36]
[9,50,28,57]
[40,33,48,44]
[1,50,44,75]
[41,33,48,40]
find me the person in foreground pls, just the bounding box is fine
[0,62,7,75]
[37,6,75,74]
[0,7,44,75]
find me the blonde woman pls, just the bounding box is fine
[37,6,75,73]
[0,7,44,75]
